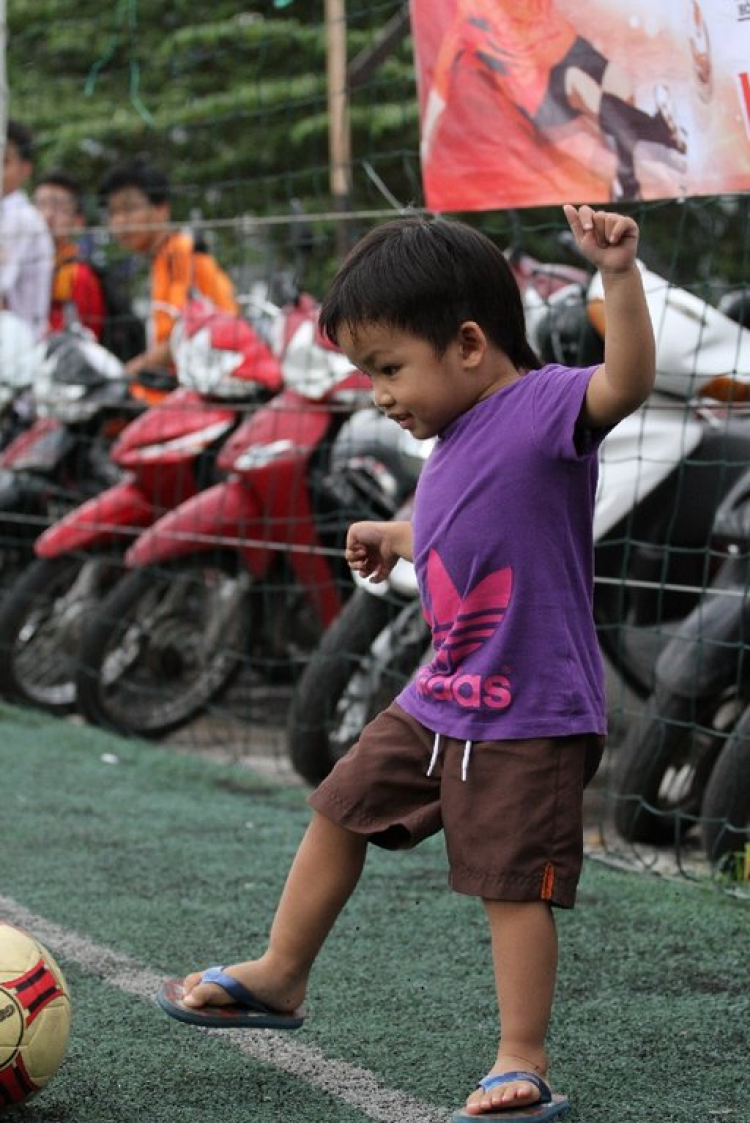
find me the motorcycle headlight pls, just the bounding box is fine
[135,419,235,461]
[35,381,102,423]
[233,439,294,470]
[198,377,268,402]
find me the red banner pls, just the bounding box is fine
[411,0,750,210]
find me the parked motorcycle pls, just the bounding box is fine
[286,264,750,785]
[0,309,49,450]
[72,317,430,739]
[0,326,134,597]
[614,463,750,857]
[0,298,283,712]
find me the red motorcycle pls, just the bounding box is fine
[73,318,427,739]
[0,297,282,713]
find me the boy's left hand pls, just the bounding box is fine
[562,203,639,274]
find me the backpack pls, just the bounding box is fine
[87,259,147,363]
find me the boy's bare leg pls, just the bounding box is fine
[462,900,558,1116]
[181,812,368,1013]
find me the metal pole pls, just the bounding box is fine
[325,0,352,257]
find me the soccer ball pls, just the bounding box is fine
[0,922,71,1110]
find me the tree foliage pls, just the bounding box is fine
[8,2,418,215]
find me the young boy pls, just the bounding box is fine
[157,204,655,1121]
[98,157,238,378]
[33,171,107,340]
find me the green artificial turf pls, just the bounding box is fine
[1,703,748,1122]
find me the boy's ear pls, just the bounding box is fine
[457,320,487,367]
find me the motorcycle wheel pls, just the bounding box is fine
[700,705,750,867]
[0,546,32,605]
[0,553,126,713]
[613,690,738,845]
[287,588,430,785]
[76,556,250,739]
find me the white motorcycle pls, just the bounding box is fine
[287,265,750,785]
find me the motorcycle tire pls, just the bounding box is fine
[0,546,33,606]
[700,705,750,867]
[287,588,430,785]
[76,556,250,739]
[613,691,734,845]
[0,553,126,713]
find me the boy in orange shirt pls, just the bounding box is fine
[99,158,238,377]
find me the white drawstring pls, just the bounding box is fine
[426,731,441,777]
[461,740,473,782]
[426,732,474,782]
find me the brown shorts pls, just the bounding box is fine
[309,702,604,909]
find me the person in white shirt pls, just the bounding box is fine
[0,120,53,339]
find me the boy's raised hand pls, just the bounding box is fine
[563,203,639,274]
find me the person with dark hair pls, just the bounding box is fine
[157,203,656,1121]
[33,171,106,340]
[99,157,237,376]
[0,119,54,338]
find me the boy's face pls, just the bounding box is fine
[33,184,83,243]
[2,142,31,197]
[106,186,168,254]
[338,321,501,440]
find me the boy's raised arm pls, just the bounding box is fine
[563,203,656,430]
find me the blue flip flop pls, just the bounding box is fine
[451,1071,570,1122]
[156,966,306,1030]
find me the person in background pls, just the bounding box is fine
[33,171,106,340]
[99,157,238,377]
[0,120,54,339]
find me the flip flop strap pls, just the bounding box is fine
[200,966,270,1013]
[478,1071,552,1104]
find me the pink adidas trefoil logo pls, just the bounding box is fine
[416,549,514,711]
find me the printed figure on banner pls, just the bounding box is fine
[412,0,750,210]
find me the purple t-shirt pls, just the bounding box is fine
[397,363,607,740]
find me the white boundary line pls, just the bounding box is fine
[0,895,450,1123]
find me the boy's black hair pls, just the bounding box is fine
[35,170,84,215]
[6,119,34,163]
[319,215,539,370]
[98,157,171,207]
